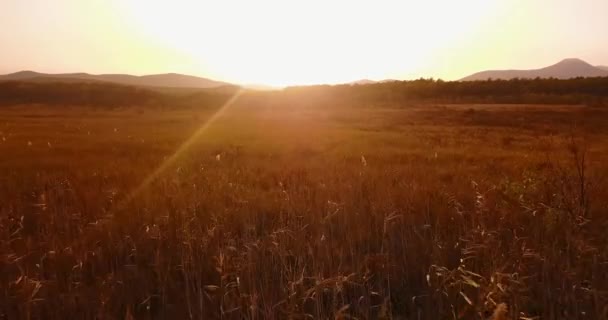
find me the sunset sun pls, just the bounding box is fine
[119,0,501,86]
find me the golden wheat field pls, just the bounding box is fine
[1,103,607,319]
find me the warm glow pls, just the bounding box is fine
[118,0,502,86]
[1,0,607,86]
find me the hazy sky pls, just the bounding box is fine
[1,0,607,86]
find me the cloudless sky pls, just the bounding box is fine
[0,0,607,86]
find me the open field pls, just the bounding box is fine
[1,103,608,319]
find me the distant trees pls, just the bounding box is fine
[0,81,239,109]
[283,77,608,107]
[1,76,608,108]
[0,81,161,107]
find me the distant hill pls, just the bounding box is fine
[350,79,377,85]
[0,71,233,88]
[461,58,608,81]
[348,79,399,85]
[597,66,608,72]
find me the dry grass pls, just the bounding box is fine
[1,103,607,319]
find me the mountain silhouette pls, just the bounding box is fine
[597,65,608,72]
[349,79,377,85]
[348,79,399,85]
[0,71,233,88]
[461,58,608,81]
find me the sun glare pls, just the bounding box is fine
[119,0,500,86]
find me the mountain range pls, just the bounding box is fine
[0,71,232,88]
[1,58,607,88]
[460,58,608,81]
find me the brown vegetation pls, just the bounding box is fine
[0,94,607,318]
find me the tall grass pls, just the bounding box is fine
[1,104,607,319]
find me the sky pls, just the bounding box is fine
[0,0,607,86]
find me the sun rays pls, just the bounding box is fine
[121,88,244,206]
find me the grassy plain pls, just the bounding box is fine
[1,102,607,319]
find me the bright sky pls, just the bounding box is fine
[0,0,607,86]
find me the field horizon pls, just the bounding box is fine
[2,57,608,88]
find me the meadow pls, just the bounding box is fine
[1,100,607,319]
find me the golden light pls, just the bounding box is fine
[118,0,502,86]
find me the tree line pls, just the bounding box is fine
[1,76,608,108]
[282,77,608,107]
